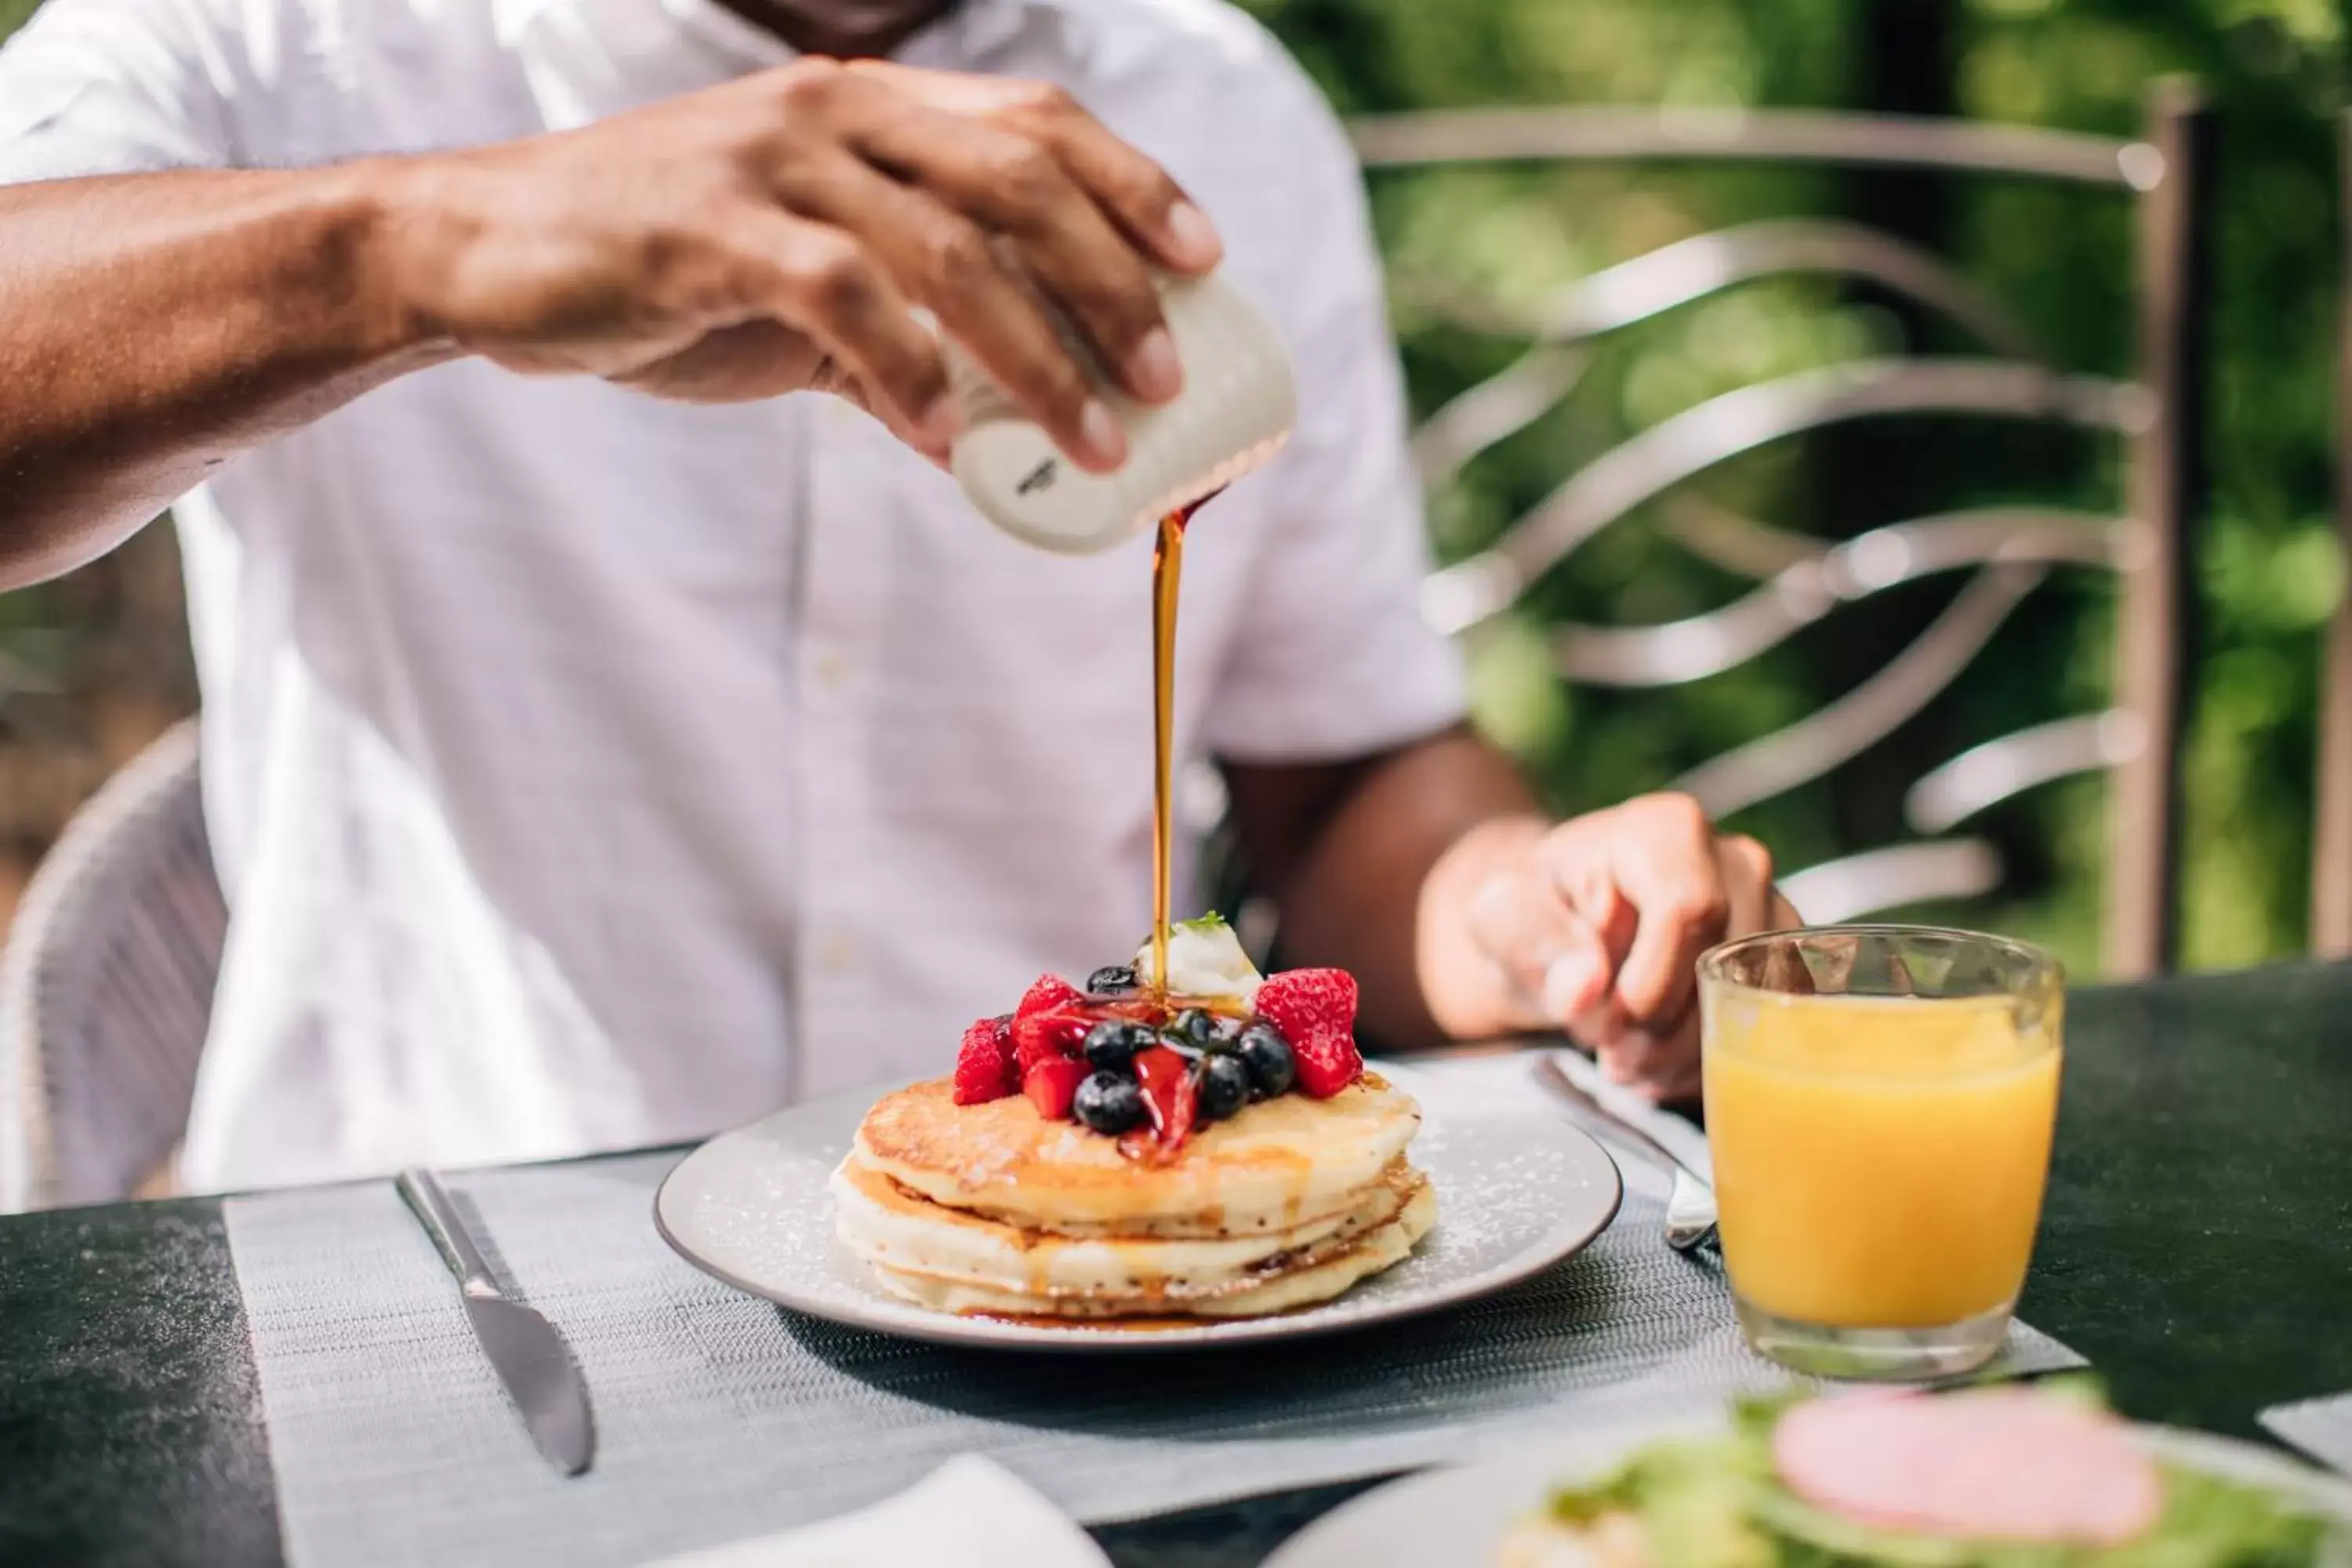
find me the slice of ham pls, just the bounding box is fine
[1773,1388,2164,1546]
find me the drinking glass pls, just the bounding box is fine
[1700,925,2063,1380]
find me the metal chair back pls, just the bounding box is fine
[1355,82,2212,976]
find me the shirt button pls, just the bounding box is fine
[818,935,856,974]
[812,651,851,690]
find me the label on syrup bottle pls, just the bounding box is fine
[944,271,1298,555]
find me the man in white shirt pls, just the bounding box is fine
[0,0,1796,1192]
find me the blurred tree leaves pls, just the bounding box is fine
[1246,0,2349,975]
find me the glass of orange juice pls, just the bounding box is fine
[1700,925,2063,1381]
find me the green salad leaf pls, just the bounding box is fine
[2098,1466,2333,1568]
[1546,1432,1777,1568]
[1537,1392,2341,1568]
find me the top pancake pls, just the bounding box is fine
[851,1071,1421,1233]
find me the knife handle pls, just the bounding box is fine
[396,1167,500,1297]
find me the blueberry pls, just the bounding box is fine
[1235,1025,1297,1098]
[1086,964,1140,996]
[1196,1054,1250,1121]
[1209,1014,1245,1045]
[1083,1019,1154,1073]
[1073,1072,1147,1135]
[1173,1007,1219,1047]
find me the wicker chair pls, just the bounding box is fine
[0,719,224,1210]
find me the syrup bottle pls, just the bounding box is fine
[943,271,1298,555]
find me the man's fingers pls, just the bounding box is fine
[1596,1028,1671,1084]
[844,62,1222,274]
[803,358,956,467]
[1464,869,1616,1033]
[921,115,1181,405]
[769,158,1127,470]
[1597,795,1730,1028]
[1537,815,1637,956]
[1510,799,1791,1101]
[844,100,1183,408]
[727,211,953,444]
[1018,89,1223,273]
[749,60,1204,442]
[1717,833,1777,940]
[1597,1028,1699,1100]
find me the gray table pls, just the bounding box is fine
[1,960,2347,1565]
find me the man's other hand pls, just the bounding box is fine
[1436,794,1801,1102]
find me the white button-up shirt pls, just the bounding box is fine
[0,0,1466,1191]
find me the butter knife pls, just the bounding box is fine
[1531,1055,1719,1252]
[396,1167,596,1475]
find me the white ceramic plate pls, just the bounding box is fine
[652,1061,1623,1352]
[1262,1409,2352,1568]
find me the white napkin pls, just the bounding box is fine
[642,1456,1111,1568]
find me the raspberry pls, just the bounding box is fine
[1015,973,1085,1022]
[1022,1056,1088,1121]
[1289,1027,1363,1098]
[1254,968,1358,1042]
[952,1014,1018,1105]
[1012,1007,1089,1076]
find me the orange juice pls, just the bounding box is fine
[1704,991,2060,1330]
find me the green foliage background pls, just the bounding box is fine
[0,0,2341,975]
[1239,0,2347,976]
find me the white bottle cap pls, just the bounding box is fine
[946,271,1298,554]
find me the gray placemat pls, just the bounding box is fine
[226,1063,2080,1568]
[2263,1394,2352,1477]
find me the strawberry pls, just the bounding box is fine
[1124,1045,1199,1161]
[1253,967,1358,1040]
[1022,1055,1087,1121]
[1012,1007,1089,1076]
[1255,968,1363,1098]
[1015,974,1085,1022]
[1288,1027,1363,1098]
[952,1014,1018,1105]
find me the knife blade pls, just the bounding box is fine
[397,1167,596,1475]
[1530,1054,1719,1252]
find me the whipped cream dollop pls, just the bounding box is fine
[1134,915,1262,1004]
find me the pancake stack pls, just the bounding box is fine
[833,1071,1434,1319]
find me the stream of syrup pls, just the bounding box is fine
[1149,508,1185,994]
[1148,491,1221,995]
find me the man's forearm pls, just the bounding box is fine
[1230,728,1541,1051]
[0,63,1228,581]
[0,165,445,582]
